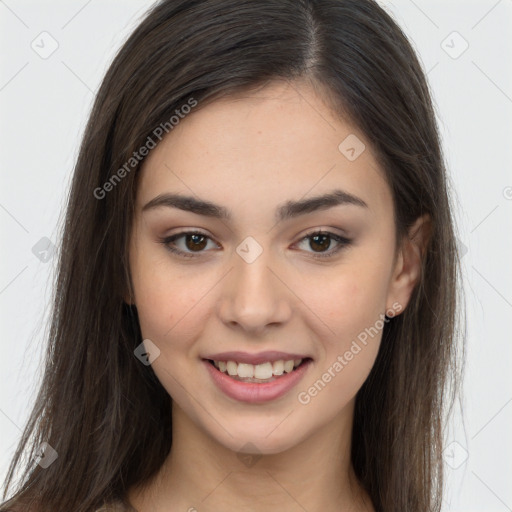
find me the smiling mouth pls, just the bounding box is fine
[206,358,312,383]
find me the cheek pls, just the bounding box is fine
[296,273,386,415]
[324,280,384,380]
[297,255,391,393]
[130,247,191,341]
[131,248,222,362]
[135,283,201,349]
[306,259,391,335]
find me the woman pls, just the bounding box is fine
[0,0,463,510]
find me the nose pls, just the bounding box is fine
[217,249,293,335]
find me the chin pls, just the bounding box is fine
[206,417,308,457]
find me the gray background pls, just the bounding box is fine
[1,0,511,509]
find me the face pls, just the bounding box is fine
[128,80,417,456]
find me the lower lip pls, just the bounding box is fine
[203,359,312,403]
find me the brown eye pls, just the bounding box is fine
[159,231,219,258]
[309,233,332,252]
[185,234,208,251]
[295,230,352,259]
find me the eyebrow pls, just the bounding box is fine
[142,189,368,223]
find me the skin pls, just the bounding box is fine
[126,79,429,512]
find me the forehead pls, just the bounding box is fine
[136,80,392,221]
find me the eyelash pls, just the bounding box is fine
[158,229,352,260]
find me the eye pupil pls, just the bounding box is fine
[310,234,331,252]
[186,234,207,251]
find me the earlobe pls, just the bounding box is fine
[386,214,431,313]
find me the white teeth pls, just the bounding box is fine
[283,360,294,373]
[272,360,284,375]
[237,363,254,378]
[226,361,238,376]
[212,358,304,379]
[254,362,273,379]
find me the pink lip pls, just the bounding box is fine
[203,358,312,403]
[203,350,309,365]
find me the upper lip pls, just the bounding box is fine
[203,351,311,365]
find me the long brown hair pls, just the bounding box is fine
[1,1,463,510]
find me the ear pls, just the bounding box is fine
[386,214,431,314]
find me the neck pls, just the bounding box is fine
[127,399,372,512]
